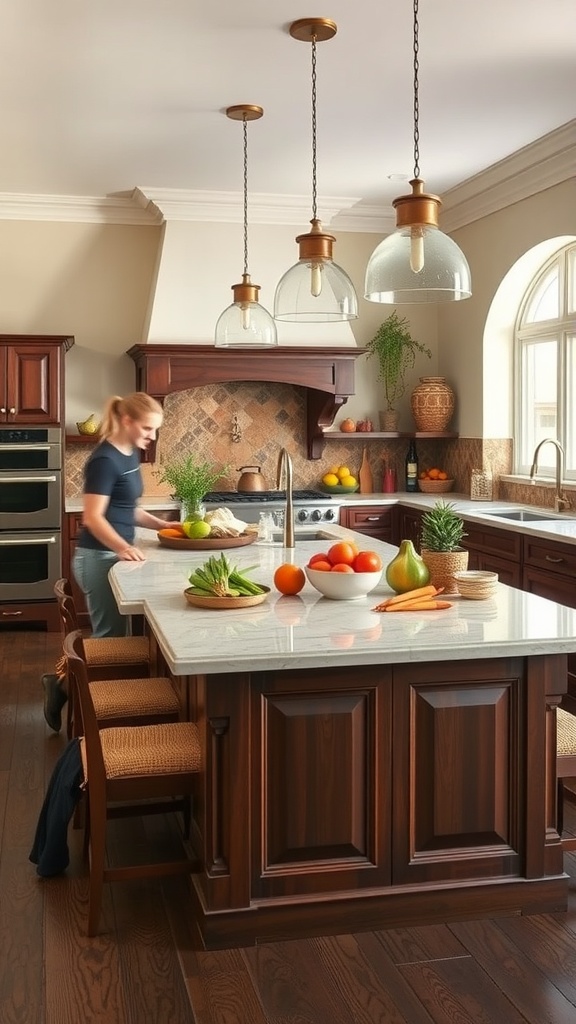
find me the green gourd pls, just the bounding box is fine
[385,539,430,594]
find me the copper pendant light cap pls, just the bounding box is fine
[295,219,336,261]
[225,105,263,122]
[392,178,442,228]
[289,17,337,42]
[231,274,260,305]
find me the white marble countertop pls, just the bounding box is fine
[109,530,576,677]
[67,492,576,543]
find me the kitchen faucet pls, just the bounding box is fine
[529,438,571,512]
[276,447,295,548]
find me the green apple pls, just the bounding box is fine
[182,519,211,539]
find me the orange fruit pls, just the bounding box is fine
[353,550,383,573]
[326,541,357,567]
[274,563,306,595]
[159,527,186,538]
[330,563,355,573]
[438,470,448,480]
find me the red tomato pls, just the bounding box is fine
[353,550,383,573]
[308,559,332,572]
[330,563,355,573]
[327,541,357,566]
[308,552,330,567]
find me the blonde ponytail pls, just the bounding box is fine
[99,392,163,440]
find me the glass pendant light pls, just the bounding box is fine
[365,0,472,304]
[215,105,277,348]
[274,18,358,323]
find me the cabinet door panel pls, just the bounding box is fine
[251,666,392,898]
[6,344,60,423]
[392,660,523,884]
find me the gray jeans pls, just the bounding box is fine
[72,547,128,638]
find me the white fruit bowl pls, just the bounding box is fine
[305,566,382,601]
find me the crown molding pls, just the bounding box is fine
[130,187,396,232]
[0,192,156,224]
[0,121,572,232]
[441,119,576,233]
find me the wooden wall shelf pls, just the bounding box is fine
[65,433,100,445]
[324,431,458,440]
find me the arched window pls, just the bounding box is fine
[515,244,576,479]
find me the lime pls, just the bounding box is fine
[183,519,211,539]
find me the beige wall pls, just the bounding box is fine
[438,178,576,438]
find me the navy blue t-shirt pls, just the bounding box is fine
[77,440,143,551]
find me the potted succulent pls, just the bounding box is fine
[419,500,468,595]
[156,454,229,523]
[366,312,431,431]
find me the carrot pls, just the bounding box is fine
[372,584,443,612]
[384,599,452,612]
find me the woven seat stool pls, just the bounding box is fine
[55,579,152,680]
[64,629,201,937]
[557,707,576,852]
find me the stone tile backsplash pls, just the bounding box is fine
[64,383,570,510]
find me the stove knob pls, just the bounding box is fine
[311,509,322,522]
[297,509,309,522]
[325,507,336,521]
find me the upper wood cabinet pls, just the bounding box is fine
[0,335,73,424]
[127,344,364,460]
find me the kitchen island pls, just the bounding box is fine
[110,532,576,949]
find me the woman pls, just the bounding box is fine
[72,391,171,636]
[43,392,172,731]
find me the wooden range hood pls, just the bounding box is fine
[127,344,365,460]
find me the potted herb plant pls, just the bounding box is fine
[366,311,431,431]
[419,500,468,595]
[156,454,229,523]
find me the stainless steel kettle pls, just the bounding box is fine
[237,466,267,492]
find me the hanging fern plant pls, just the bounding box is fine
[366,312,431,412]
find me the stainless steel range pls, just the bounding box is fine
[203,490,341,537]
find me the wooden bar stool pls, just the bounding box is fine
[64,630,201,937]
[55,579,151,680]
[557,707,576,852]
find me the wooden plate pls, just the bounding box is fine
[157,531,258,550]
[184,586,270,609]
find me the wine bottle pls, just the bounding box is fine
[405,440,419,492]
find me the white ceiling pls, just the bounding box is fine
[1,0,575,211]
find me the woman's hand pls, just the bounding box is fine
[117,544,146,562]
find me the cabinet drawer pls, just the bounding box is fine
[463,522,522,563]
[341,506,394,539]
[523,536,576,579]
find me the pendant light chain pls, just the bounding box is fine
[310,31,318,221]
[412,0,420,180]
[242,115,249,276]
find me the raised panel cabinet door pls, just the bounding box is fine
[6,344,60,423]
[396,509,423,548]
[251,665,393,899]
[391,658,525,885]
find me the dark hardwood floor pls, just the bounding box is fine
[2,629,576,1024]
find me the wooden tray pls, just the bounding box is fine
[184,585,270,609]
[157,532,258,550]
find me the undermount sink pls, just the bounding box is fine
[482,509,570,522]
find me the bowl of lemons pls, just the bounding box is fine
[320,465,359,494]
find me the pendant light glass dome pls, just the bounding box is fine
[365,0,471,304]
[274,18,358,323]
[215,105,277,348]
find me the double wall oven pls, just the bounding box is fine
[0,427,62,609]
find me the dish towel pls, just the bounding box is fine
[29,738,84,877]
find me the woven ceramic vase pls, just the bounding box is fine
[411,376,455,431]
[420,548,469,596]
